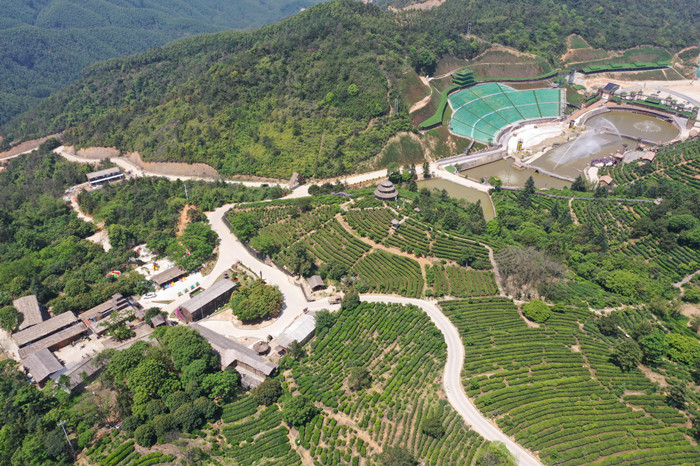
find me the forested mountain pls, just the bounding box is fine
[0,0,325,127]
[3,0,698,178]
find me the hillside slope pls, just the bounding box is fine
[0,0,325,126]
[3,0,698,178]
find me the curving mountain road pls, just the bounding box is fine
[50,143,538,464]
[203,206,541,465]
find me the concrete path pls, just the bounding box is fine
[361,295,541,466]
[51,142,537,463]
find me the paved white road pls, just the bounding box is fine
[50,144,536,463]
[361,295,540,466]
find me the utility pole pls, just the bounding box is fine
[184,183,189,201]
[58,420,75,460]
[467,23,472,36]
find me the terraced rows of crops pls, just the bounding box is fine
[352,250,424,297]
[605,137,700,189]
[430,235,492,269]
[250,204,339,247]
[439,298,700,465]
[305,219,371,267]
[383,220,431,256]
[222,404,302,464]
[428,265,499,297]
[343,208,394,242]
[86,437,175,465]
[571,200,649,242]
[291,302,484,464]
[621,236,700,280]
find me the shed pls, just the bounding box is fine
[307,275,325,291]
[151,266,187,288]
[18,322,88,359]
[640,152,656,163]
[13,312,78,347]
[253,341,270,355]
[86,167,123,187]
[288,172,304,189]
[13,295,45,331]
[150,315,166,327]
[374,180,398,201]
[22,348,63,384]
[178,279,237,323]
[191,324,277,378]
[598,175,613,186]
[391,218,401,229]
[275,313,316,349]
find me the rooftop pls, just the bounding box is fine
[180,279,237,314]
[307,275,324,290]
[18,322,88,359]
[81,293,129,320]
[13,295,44,331]
[599,175,613,185]
[151,266,187,287]
[86,167,122,180]
[275,313,316,349]
[22,348,63,384]
[13,312,78,347]
[191,324,277,376]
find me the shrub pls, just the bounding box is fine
[420,415,445,438]
[522,300,551,323]
[251,379,283,406]
[612,339,643,371]
[121,416,142,436]
[282,396,318,427]
[134,424,157,447]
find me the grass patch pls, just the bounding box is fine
[400,70,430,111]
[568,34,589,49]
[379,134,426,166]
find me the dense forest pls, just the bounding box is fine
[0,0,326,127]
[4,0,697,178]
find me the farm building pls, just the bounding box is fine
[598,175,614,186]
[151,266,187,288]
[307,275,325,291]
[22,348,63,385]
[274,313,316,349]
[177,279,237,322]
[640,152,656,163]
[86,167,124,188]
[14,312,88,359]
[191,324,277,385]
[253,341,270,355]
[13,295,45,331]
[81,293,138,335]
[150,315,167,327]
[288,172,304,188]
[374,180,398,201]
[600,83,620,99]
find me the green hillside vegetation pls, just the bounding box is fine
[5,0,699,176]
[0,0,329,127]
[441,298,700,465]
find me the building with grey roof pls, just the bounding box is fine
[151,266,187,288]
[274,313,316,349]
[13,295,45,331]
[86,167,124,188]
[178,279,237,323]
[191,324,277,382]
[22,348,63,384]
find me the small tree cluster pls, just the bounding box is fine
[522,300,551,323]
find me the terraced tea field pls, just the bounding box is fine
[440,298,700,465]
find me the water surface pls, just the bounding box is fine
[418,179,496,220]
